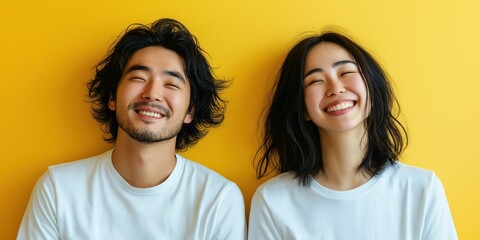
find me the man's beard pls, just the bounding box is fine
[118,102,183,143]
[119,120,183,143]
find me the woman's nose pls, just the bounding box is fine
[326,78,346,97]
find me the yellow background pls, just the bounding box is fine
[1,0,479,239]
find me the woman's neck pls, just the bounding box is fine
[315,127,370,190]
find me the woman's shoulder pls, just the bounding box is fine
[254,172,305,197]
[390,161,434,176]
[382,161,439,189]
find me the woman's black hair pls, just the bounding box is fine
[256,32,407,185]
[87,18,227,150]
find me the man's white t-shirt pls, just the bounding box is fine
[18,149,246,240]
[248,162,457,240]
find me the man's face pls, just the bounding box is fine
[108,46,193,143]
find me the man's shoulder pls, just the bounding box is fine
[30,150,112,202]
[47,150,111,179]
[178,154,238,190]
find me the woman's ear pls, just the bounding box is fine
[304,111,311,121]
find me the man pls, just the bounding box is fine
[18,18,246,239]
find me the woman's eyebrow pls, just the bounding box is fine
[333,60,356,68]
[304,60,356,79]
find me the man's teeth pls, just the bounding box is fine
[139,110,161,118]
[326,101,354,113]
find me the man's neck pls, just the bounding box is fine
[111,131,177,188]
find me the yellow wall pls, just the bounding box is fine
[1,0,479,239]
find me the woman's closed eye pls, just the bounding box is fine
[305,79,325,86]
[130,76,147,82]
[340,71,356,76]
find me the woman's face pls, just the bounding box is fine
[303,42,369,134]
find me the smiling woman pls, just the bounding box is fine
[3,1,480,239]
[303,42,369,133]
[249,32,458,240]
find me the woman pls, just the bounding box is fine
[248,32,457,239]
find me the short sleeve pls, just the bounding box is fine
[17,171,59,240]
[422,174,458,240]
[211,183,246,240]
[248,188,281,240]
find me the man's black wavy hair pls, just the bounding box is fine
[87,18,227,150]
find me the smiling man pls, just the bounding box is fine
[18,18,246,239]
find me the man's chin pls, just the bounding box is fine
[128,131,177,144]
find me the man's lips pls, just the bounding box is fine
[137,110,163,118]
[129,102,171,118]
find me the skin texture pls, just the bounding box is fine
[303,42,368,134]
[303,42,370,190]
[108,46,194,188]
[109,46,193,143]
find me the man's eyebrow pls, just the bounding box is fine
[123,65,186,83]
[164,70,186,83]
[304,60,357,79]
[124,64,151,74]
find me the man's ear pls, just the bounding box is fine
[183,107,194,124]
[108,95,116,111]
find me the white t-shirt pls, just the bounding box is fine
[248,162,457,240]
[18,149,246,240]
